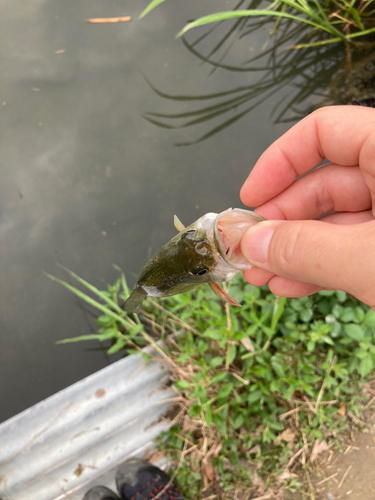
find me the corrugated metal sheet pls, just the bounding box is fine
[0,345,174,500]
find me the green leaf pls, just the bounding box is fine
[340,308,355,323]
[355,350,368,360]
[210,357,224,368]
[193,385,207,404]
[322,336,334,346]
[248,390,262,403]
[217,383,234,400]
[204,330,223,340]
[205,405,212,427]
[332,304,343,318]
[192,371,204,383]
[330,320,342,338]
[129,324,145,336]
[212,372,228,383]
[344,323,364,341]
[325,374,336,388]
[270,380,281,392]
[271,354,285,378]
[290,298,303,311]
[226,344,237,366]
[335,290,347,303]
[300,309,313,322]
[317,300,331,315]
[142,352,151,364]
[307,340,315,352]
[262,426,276,444]
[175,380,192,390]
[212,413,227,436]
[99,328,119,340]
[176,353,191,362]
[363,309,375,327]
[107,338,125,354]
[189,403,202,418]
[350,6,364,30]
[340,338,354,345]
[233,413,244,429]
[271,296,287,330]
[360,354,374,378]
[355,307,365,323]
[197,341,209,354]
[319,290,335,296]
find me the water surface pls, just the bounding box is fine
[0,0,335,422]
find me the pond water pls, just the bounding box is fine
[0,0,351,422]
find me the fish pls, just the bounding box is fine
[123,208,265,313]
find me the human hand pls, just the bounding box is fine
[239,105,375,307]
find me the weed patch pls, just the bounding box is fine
[51,269,375,498]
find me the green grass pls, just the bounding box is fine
[141,0,375,49]
[50,268,375,498]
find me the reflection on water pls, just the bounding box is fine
[145,11,373,144]
[1,0,365,422]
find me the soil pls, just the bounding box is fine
[327,50,375,105]
[284,411,375,500]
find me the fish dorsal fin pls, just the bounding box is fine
[174,214,186,232]
[123,287,147,314]
[208,282,241,307]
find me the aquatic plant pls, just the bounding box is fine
[49,267,375,498]
[141,0,375,48]
[142,1,374,145]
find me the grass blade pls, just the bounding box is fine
[140,0,168,19]
[57,334,102,344]
[46,273,132,331]
[177,10,334,38]
[57,265,125,317]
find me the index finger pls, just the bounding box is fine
[240,106,375,207]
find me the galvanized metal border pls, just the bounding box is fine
[0,345,174,500]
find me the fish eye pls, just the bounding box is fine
[196,268,208,276]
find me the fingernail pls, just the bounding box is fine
[241,225,274,263]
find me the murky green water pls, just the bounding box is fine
[0,0,350,422]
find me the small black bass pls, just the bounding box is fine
[124,208,265,313]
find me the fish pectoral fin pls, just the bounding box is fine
[208,282,241,307]
[173,214,186,232]
[123,287,148,314]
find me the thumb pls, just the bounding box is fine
[240,219,375,305]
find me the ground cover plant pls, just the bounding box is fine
[49,268,375,499]
[141,0,375,49]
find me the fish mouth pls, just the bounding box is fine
[213,208,266,270]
